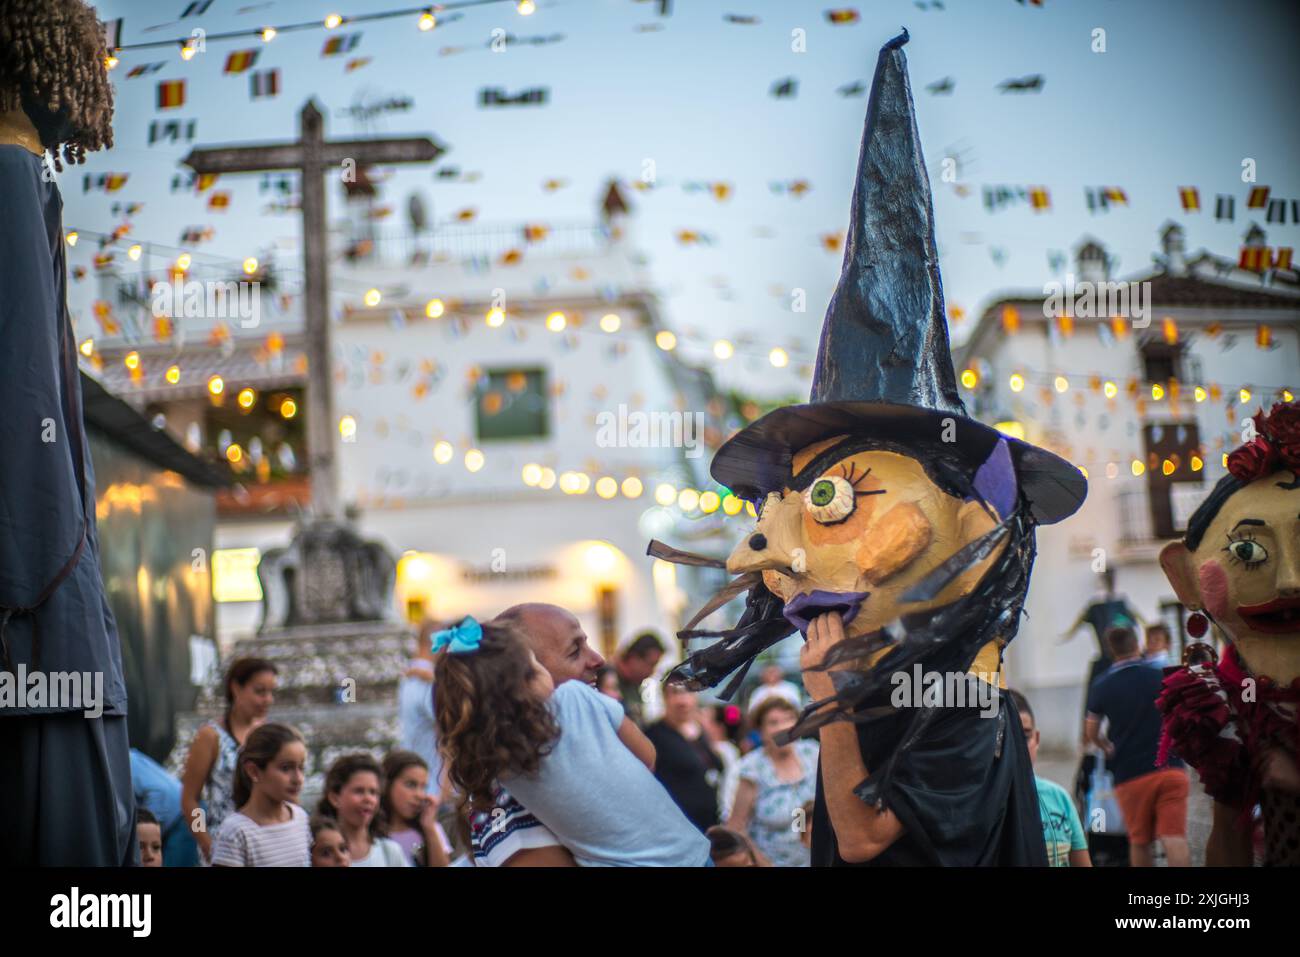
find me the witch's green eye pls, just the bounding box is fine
[803,475,856,524]
[810,479,836,506]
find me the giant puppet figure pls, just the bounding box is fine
[0,1,135,865]
[649,32,1087,866]
[1157,402,1300,866]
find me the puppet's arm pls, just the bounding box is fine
[802,613,904,862]
[1205,799,1253,866]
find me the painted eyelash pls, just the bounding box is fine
[837,463,886,498]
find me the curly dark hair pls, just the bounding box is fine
[435,618,561,811]
[0,0,115,170]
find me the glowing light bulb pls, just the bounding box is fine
[280,398,297,419]
[713,340,734,360]
[166,365,181,385]
[243,257,259,275]
[1054,376,1069,394]
[1009,373,1025,393]
[339,415,357,440]
[546,311,567,332]
[485,307,505,327]
[128,244,142,260]
[261,27,277,42]
[325,13,343,29]
[1190,455,1204,472]
[1194,386,1207,403]
[66,231,78,246]
[79,338,95,357]
[722,494,743,516]
[538,467,557,490]
[1131,459,1145,477]
[699,491,721,513]
[517,0,536,14]
[176,253,192,271]
[677,488,700,511]
[124,351,140,371]
[960,368,978,389]
[426,298,445,319]
[600,313,621,333]
[364,288,382,307]
[621,476,643,498]
[226,444,243,463]
[464,449,485,472]
[1239,388,1252,404]
[418,11,437,31]
[596,476,618,499]
[769,347,788,368]
[1162,458,1175,476]
[208,375,224,396]
[1103,380,1118,399]
[433,440,453,464]
[1151,383,1165,401]
[522,463,543,486]
[238,387,257,409]
[654,483,676,507]
[655,330,677,351]
[1105,462,1119,480]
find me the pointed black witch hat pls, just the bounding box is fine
[712,31,1084,524]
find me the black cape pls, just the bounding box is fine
[0,143,127,715]
[811,687,1047,866]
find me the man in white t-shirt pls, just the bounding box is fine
[467,603,605,866]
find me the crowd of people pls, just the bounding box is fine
[134,602,823,868]
[130,601,1200,868]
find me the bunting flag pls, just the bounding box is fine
[250,69,280,99]
[102,17,123,51]
[1265,199,1295,224]
[147,119,197,145]
[1247,186,1270,209]
[345,57,372,72]
[522,224,549,242]
[1104,187,1128,205]
[170,172,196,192]
[195,172,219,192]
[1215,194,1234,221]
[479,87,549,106]
[1029,186,1050,211]
[1276,248,1294,271]
[1239,246,1270,271]
[156,79,185,109]
[770,77,797,98]
[110,202,144,217]
[322,33,362,56]
[1085,187,1128,213]
[1179,187,1200,212]
[181,0,214,16]
[207,190,231,210]
[180,226,214,243]
[126,62,165,78]
[224,49,259,74]
[82,173,129,193]
[826,9,860,24]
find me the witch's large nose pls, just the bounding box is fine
[727,492,800,574]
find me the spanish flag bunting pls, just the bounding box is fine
[1162,316,1178,344]
[346,58,372,72]
[1089,375,1102,392]
[154,316,173,341]
[126,62,164,79]
[1247,186,1270,209]
[1257,324,1272,349]
[455,207,477,222]
[223,49,259,74]
[1029,186,1050,211]
[711,182,732,202]
[1276,247,1293,270]
[820,232,842,253]
[1104,187,1127,205]
[826,9,860,24]
[522,224,549,242]
[499,248,523,266]
[1238,246,1269,271]
[1179,187,1200,212]
[157,79,185,110]
[322,33,361,56]
[195,172,219,192]
[1204,322,1222,337]
[1209,383,1222,401]
[104,173,128,192]
[1055,313,1073,338]
[208,191,231,210]
[93,252,114,270]
[1001,304,1020,334]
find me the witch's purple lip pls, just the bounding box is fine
[783,590,871,634]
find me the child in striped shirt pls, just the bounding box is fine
[211,723,311,867]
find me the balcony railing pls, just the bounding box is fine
[338,221,613,266]
[1116,484,1209,546]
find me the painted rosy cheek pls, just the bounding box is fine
[1197,560,1231,620]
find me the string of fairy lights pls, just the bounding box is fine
[104,1,548,65]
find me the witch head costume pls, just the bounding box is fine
[650,32,1086,865]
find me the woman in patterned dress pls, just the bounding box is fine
[726,697,819,867]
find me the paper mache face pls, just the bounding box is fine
[1160,402,1300,686]
[1161,467,1300,686]
[726,436,1006,654]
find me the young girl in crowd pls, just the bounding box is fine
[381,751,452,867]
[434,616,712,867]
[211,723,310,867]
[317,754,409,867]
[309,816,351,867]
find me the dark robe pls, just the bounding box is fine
[0,143,135,865]
[811,686,1047,866]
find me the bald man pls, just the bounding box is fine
[466,603,605,867]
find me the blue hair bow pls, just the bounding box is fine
[431,616,483,655]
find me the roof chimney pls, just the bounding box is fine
[1075,238,1109,283]
[1159,221,1186,275]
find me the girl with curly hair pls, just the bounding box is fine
[434,616,712,866]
